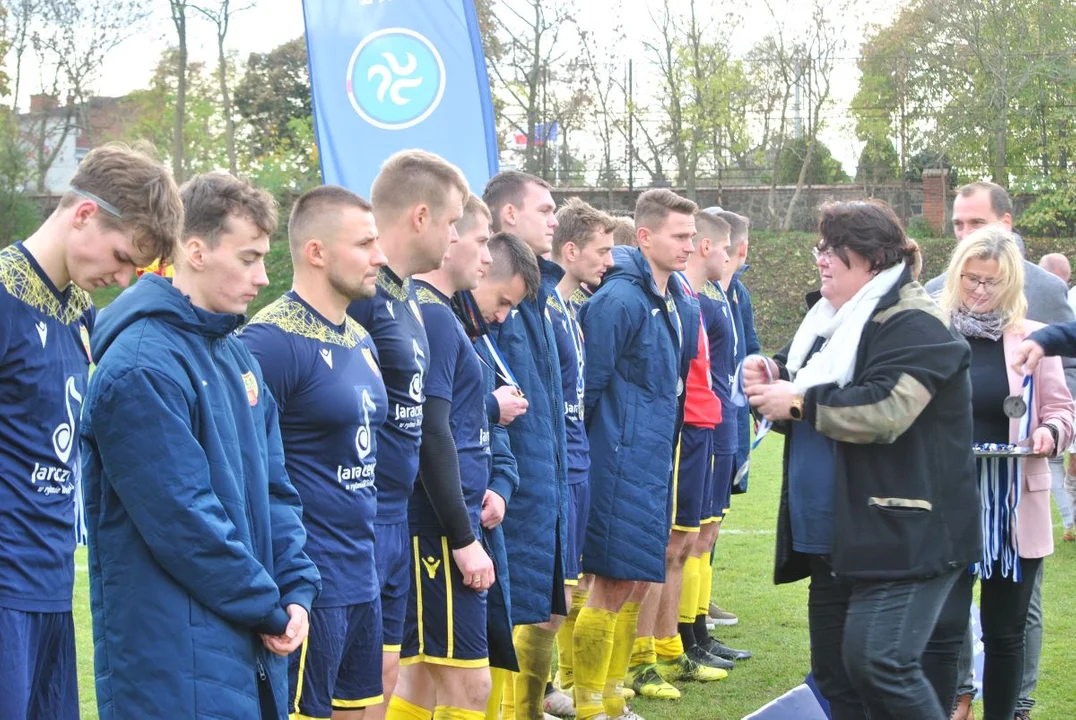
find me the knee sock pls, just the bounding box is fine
[556,587,589,690]
[571,607,617,720]
[678,556,701,650]
[693,614,710,646]
[486,667,506,720]
[697,551,714,618]
[629,635,656,669]
[513,624,557,719]
[388,695,434,720]
[603,601,640,717]
[500,670,516,720]
[654,634,684,662]
[434,707,486,720]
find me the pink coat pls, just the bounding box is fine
[1003,321,1075,558]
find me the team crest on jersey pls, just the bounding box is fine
[241,371,259,406]
[362,346,381,377]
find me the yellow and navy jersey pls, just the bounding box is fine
[0,243,94,612]
[347,268,430,524]
[699,281,739,455]
[241,291,387,606]
[546,288,589,486]
[410,282,490,534]
[135,259,174,278]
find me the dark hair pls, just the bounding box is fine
[715,210,750,248]
[957,181,1013,218]
[482,170,551,232]
[488,231,540,299]
[553,197,617,257]
[634,189,698,232]
[181,173,278,247]
[59,142,183,263]
[288,185,372,257]
[817,200,914,272]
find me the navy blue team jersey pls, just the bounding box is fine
[547,289,590,486]
[348,268,430,524]
[699,281,739,455]
[411,282,491,534]
[242,292,388,606]
[0,243,94,612]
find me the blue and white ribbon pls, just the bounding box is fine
[731,354,775,450]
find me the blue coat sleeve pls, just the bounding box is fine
[740,283,761,356]
[89,367,291,634]
[1030,321,1076,359]
[486,393,500,424]
[261,384,321,612]
[488,422,519,504]
[580,294,636,423]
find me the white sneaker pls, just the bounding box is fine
[543,687,575,717]
[615,708,645,720]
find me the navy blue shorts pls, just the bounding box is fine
[707,453,735,523]
[289,601,383,717]
[565,481,590,584]
[401,535,489,668]
[375,521,412,650]
[0,608,78,720]
[672,425,714,532]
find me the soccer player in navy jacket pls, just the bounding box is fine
[241,186,389,719]
[347,150,468,718]
[0,144,181,720]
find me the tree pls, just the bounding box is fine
[169,0,188,183]
[0,107,40,246]
[775,136,848,185]
[0,3,11,97]
[191,0,251,175]
[234,36,311,158]
[855,137,899,189]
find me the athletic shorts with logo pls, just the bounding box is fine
[401,535,488,667]
[0,608,79,720]
[375,520,411,650]
[564,481,591,584]
[289,601,383,718]
[672,425,715,532]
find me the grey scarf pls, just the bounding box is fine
[951,307,1007,341]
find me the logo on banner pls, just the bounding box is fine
[347,27,446,130]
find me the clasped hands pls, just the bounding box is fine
[743,356,799,422]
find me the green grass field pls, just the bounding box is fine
[72,433,1076,719]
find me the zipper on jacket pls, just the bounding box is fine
[256,658,267,681]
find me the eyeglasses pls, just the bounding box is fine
[960,273,1002,292]
[811,246,836,263]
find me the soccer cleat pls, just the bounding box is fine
[686,644,734,670]
[543,687,575,718]
[656,653,728,682]
[701,636,752,661]
[707,602,739,626]
[622,686,635,700]
[628,664,681,700]
[615,707,645,720]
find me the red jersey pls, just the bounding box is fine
[679,278,722,428]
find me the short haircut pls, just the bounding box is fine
[957,181,1014,218]
[634,189,698,232]
[482,170,551,232]
[694,211,731,244]
[716,210,750,248]
[817,200,913,273]
[1039,252,1071,283]
[288,185,373,259]
[552,197,617,258]
[456,193,492,237]
[488,231,540,299]
[612,216,637,247]
[941,226,1027,330]
[181,173,278,247]
[59,142,183,263]
[371,149,469,224]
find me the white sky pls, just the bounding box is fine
[4,0,901,175]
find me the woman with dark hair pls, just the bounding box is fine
[744,200,981,719]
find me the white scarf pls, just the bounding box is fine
[786,261,907,391]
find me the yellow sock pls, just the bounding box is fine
[679,556,702,625]
[571,607,617,720]
[697,551,714,617]
[556,587,589,690]
[434,707,486,720]
[513,624,557,718]
[603,601,640,717]
[500,670,515,720]
[654,635,684,662]
[487,667,506,720]
[387,695,434,720]
[630,635,656,669]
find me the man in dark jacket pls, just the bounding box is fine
[483,171,571,719]
[571,189,696,719]
[81,174,321,719]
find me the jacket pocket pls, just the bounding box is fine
[1024,472,1051,492]
[868,497,933,512]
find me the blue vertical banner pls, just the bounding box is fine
[302,0,500,197]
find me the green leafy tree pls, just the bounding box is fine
[775,136,849,185]
[234,36,311,159]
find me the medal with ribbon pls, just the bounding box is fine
[730,353,776,450]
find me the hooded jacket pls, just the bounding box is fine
[80,275,320,719]
[578,248,682,582]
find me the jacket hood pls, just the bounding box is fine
[605,246,663,297]
[92,274,245,363]
[538,256,565,286]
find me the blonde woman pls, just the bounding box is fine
[932,226,1074,720]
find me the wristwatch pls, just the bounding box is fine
[789,394,804,421]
